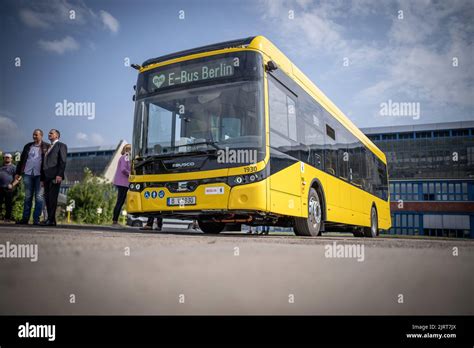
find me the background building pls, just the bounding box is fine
[61,140,127,194]
[361,121,474,238]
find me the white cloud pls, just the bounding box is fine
[19,8,51,29]
[357,0,474,108]
[76,132,88,141]
[99,10,119,34]
[0,115,24,151]
[19,2,120,53]
[90,133,105,145]
[257,0,385,63]
[18,1,89,29]
[38,36,80,54]
[0,116,19,136]
[76,132,105,146]
[258,0,474,125]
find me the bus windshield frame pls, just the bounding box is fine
[132,50,265,161]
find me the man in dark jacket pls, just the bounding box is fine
[15,129,50,225]
[40,129,67,227]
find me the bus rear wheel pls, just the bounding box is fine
[363,206,378,238]
[198,220,225,234]
[294,188,322,236]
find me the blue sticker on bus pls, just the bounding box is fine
[151,191,157,199]
[144,191,150,199]
[158,190,165,198]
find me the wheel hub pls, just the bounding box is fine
[308,197,321,227]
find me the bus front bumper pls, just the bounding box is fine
[126,180,267,216]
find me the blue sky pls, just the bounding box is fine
[1,0,473,151]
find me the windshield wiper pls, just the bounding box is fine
[168,141,221,151]
[134,146,220,169]
[134,154,170,169]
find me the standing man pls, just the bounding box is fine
[15,129,50,225]
[41,129,67,226]
[0,154,16,223]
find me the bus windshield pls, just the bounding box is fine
[133,51,264,159]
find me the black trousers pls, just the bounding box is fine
[113,186,128,222]
[44,179,61,223]
[0,187,13,220]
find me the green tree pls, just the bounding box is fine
[67,168,118,224]
[11,182,25,221]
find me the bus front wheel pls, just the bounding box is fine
[198,220,225,234]
[294,188,322,236]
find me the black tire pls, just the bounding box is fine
[294,187,322,236]
[363,206,378,238]
[132,220,143,227]
[198,220,225,234]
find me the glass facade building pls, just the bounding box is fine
[361,121,474,238]
[65,147,115,184]
[60,142,126,194]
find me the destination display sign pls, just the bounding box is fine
[148,57,240,91]
[137,51,262,97]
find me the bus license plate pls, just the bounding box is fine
[167,196,196,206]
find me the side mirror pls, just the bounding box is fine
[265,60,278,72]
[132,95,136,101]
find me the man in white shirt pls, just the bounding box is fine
[15,129,50,225]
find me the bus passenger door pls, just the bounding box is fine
[267,77,302,217]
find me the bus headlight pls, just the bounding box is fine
[227,169,266,187]
[129,183,145,192]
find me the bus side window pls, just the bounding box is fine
[268,76,298,153]
[324,124,337,176]
[287,96,297,141]
[296,91,325,170]
[348,140,364,186]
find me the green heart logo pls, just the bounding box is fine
[152,74,165,88]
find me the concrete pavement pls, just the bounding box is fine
[0,224,472,315]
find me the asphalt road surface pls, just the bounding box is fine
[0,223,473,315]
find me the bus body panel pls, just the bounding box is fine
[129,36,392,232]
[268,161,303,217]
[228,180,267,211]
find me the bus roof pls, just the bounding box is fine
[141,36,256,67]
[139,35,386,163]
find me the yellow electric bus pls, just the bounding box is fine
[127,36,390,237]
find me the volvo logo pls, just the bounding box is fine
[172,162,195,168]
